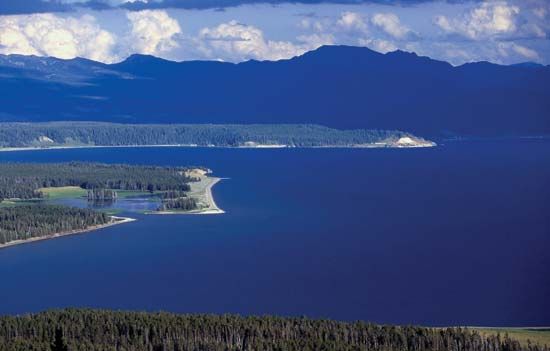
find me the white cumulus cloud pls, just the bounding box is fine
[358,38,397,53]
[0,13,117,62]
[434,2,520,40]
[297,33,334,49]
[498,42,540,60]
[126,10,181,56]
[198,20,326,62]
[434,15,453,32]
[298,18,327,32]
[371,13,411,39]
[337,12,368,33]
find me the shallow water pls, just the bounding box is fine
[51,195,160,213]
[0,141,549,326]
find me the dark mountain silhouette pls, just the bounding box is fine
[0,45,548,137]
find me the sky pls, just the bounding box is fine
[0,0,548,65]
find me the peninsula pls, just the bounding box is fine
[152,168,224,215]
[0,206,135,250]
[0,162,224,248]
[0,122,436,151]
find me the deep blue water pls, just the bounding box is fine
[0,141,549,326]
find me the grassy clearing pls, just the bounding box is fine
[0,199,43,207]
[38,187,160,200]
[38,186,87,200]
[0,200,17,208]
[473,328,550,347]
[98,209,122,216]
[116,190,160,199]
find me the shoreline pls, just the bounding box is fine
[0,142,435,153]
[149,177,225,215]
[0,216,136,250]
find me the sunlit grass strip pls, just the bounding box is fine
[473,328,550,348]
[38,186,87,200]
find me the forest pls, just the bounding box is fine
[158,197,198,211]
[0,162,193,201]
[0,205,110,245]
[0,309,545,351]
[0,122,414,148]
[87,189,118,202]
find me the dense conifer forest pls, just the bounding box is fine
[0,162,193,201]
[0,309,544,351]
[87,189,118,202]
[0,122,416,148]
[158,197,198,211]
[0,205,110,244]
[160,190,189,200]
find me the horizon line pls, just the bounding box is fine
[1,45,547,69]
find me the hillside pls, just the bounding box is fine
[0,46,548,137]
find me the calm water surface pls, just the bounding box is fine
[0,141,549,326]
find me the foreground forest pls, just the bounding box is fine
[0,309,545,351]
[0,122,425,148]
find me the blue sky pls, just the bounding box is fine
[0,0,548,65]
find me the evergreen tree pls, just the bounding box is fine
[50,327,68,351]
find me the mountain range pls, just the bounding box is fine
[1,45,548,138]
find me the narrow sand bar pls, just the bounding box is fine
[151,175,225,215]
[0,216,136,250]
[0,137,436,153]
[0,144,202,153]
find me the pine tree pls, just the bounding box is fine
[51,327,68,351]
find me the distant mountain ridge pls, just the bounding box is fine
[0,45,548,137]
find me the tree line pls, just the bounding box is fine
[0,309,545,351]
[87,189,118,202]
[0,122,413,148]
[0,205,110,244]
[0,162,193,201]
[158,197,198,211]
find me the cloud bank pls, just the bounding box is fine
[0,13,117,62]
[0,0,547,65]
[434,2,520,39]
[126,10,181,55]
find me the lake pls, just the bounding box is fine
[0,140,549,326]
